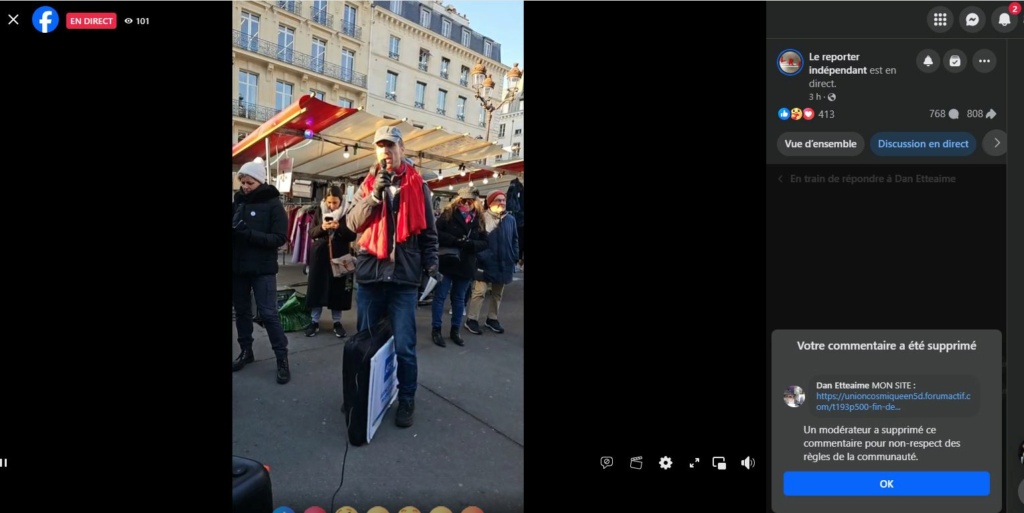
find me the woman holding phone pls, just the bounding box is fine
[305,186,358,338]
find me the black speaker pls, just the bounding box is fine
[232,455,273,513]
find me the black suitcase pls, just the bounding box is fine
[232,455,273,513]
[342,317,393,446]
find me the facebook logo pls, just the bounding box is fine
[32,6,59,33]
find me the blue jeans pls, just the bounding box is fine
[357,283,418,400]
[431,275,472,330]
[310,308,342,323]
[232,274,289,358]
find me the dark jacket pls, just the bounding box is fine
[345,167,439,288]
[476,211,519,285]
[306,206,358,310]
[435,208,488,280]
[232,184,288,276]
[506,178,524,228]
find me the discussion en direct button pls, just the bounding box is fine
[66,13,117,29]
[784,471,990,496]
[870,132,976,157]
[777,132,865,157]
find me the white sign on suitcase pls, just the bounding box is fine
[367,336,399,443]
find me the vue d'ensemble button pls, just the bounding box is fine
[777,132,865,157]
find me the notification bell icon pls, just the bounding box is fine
[923,55,934,67]
[999,13,1011,26]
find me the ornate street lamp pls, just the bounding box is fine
[472,62,522,142]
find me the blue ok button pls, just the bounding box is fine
[784,471,990,496]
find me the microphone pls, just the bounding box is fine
[379,158,397,196]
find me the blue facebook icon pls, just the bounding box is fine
[32,6,59,33]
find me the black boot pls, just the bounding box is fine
[450,326,465,346]
[431,327,446,347]
[395,397,415,428]
[276,356,290,384]
[232,348,254,372]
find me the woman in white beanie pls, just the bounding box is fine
[231,158,292,384]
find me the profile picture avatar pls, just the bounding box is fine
[784,385,805,408]
[777,49,804,76]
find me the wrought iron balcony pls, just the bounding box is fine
[310,5,333,28]
[414,102,425,109]
[418,62,428,71]
[440,71,449,80]
[277,1,302,16]
[437,108,446,115]
[457,114,465,121]
[233,31,367,88]
[389,51,400,60]
[479,121,486,127]
[386,92,397,101]
[341,20,361,40]
[233,99,280,123]
[460,78,468,87]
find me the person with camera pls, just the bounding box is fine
[232,158,292,384]
[305,186,358,338]
[345,126,439,428]
[430,187,488,348]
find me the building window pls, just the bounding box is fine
[460,66,469,86]
[483,40,492,58]
[240,11,260,51]
[390,1,401,14]
[441,18,451,38]
[341,48,355,82]
[461,27,471,47]
[419,48,429,71]
[276,80,294,111]
[498,124,506,138]
[420,7,430,27]
[339,98,353,108]
[237,131,249,142]
[415,82,426,109]
[478,108,485,127]
[386,71,398,101]
[310,89,325,101]
[511,143,521,157]
[456,96,466,121]
[277,25,295,63]
[311,37,326,73]
[239,71,258,105]
[312,0,329,25]
[413,124,424,129]
[238,71,258,117]
[437,89,447,115]
[440,58,450,79]
[389,35,400,60]
[514,128,522,136]
[342,4,357,37]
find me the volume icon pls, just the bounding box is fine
[740,456,755,469]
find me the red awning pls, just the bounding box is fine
[429,158,523,190]
[232,95,358,166]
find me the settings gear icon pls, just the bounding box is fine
[659,456,673,470]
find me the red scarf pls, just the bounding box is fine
[358,161,428,260]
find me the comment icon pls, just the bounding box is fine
[600,456,613,469]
